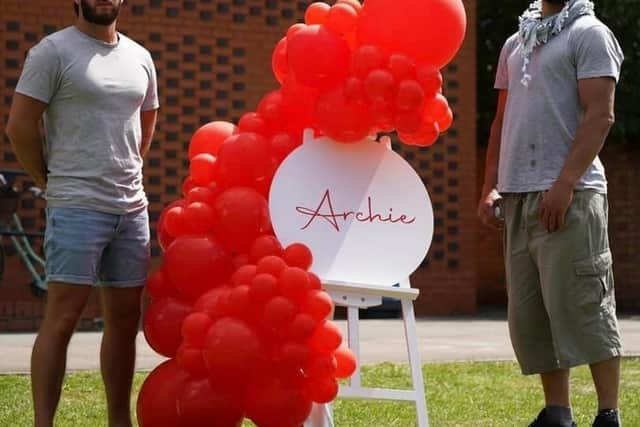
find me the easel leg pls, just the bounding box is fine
[402,299,429,427]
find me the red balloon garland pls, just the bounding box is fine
[139,0,466,425]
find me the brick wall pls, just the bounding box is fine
[476,144,640,311]
[0,0,480,331]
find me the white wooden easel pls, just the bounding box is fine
[304,277,429,427]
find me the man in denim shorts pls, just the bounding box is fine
[5,1,158,426]
[478,1,623,426]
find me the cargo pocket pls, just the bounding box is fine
[573,249,612,309]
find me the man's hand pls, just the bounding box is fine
[539,180,574,232]
[477,189,503,229]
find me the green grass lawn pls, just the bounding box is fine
[1,359,638,427]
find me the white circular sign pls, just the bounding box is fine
[269,132,433,287]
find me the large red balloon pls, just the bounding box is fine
[143,297,193,358]
[245,378,313,427]
[334,346,358,378]
[216,132,272,189]
[177,378,244,427]
[188,121,237,159]
[287,25,351,90]
[157,199,186,251]
[203,317,262,386]
[308,320,343,354]
[357,0,466,69]
[213,187,271,253]
[314,86,373,142]
[164,236,233,302]
[137,360,189,427]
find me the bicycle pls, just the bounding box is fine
[0,168,47,296]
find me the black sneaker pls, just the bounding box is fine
[593,409,621,427]
[528,409,577,427]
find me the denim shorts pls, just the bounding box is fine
[44,207,150,287]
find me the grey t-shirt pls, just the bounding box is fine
[15,26,159,214]
[494,15,623,194]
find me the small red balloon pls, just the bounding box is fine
[188,121,237,159]
[302,290,334,321]
[256,255,288,276]
[334,346,357,378]
[249,235,284,264]
[230,264,257,287]
[308,320,343,354]
[284,243,313,270]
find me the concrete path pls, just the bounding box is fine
[1,315,639,374]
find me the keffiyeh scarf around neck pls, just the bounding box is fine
[518,0,595,87]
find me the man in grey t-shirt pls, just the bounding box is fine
[478,1,623,426]
[5,1,158,426]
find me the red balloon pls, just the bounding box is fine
[137,360,189,427]
[145,268,176,299]
[280,77,320,135]
[212,187,271,253]
[388,53,416,81]
[302,290,334,321]
[183,202,215,235]
[143,297,192,358]
[344,77,365,102]
[263,296,297,329]
[308,272,322,290]
[157,199,186,251]
[269,132,298,162]
[334,346,357,378]
[203,317,261,385]
[396,79,425,111]
[250,273,279,305]
[238,112,268,135]
[228,284,252,318]
[190,153,217,186]
[181,176,197,197]
[232,253,250,270]
[351,45,385,80]
[314,86,373,142]
[257,90,287,131]
[256,255,288,276]
[193,286,232,319]
[164,205,186,238]
[357,0,466,69]
[176,344,208,377]
[438,106,454,132]
[416,65,443,97]
[177,378,244,427]
[425,93,450,121]
[287,23,306,39]
[188,121,237,159]
[287,25,350,90]
[325,3,358,35]
[308,320,343,354]
[304,352,337,378]
[249,235,284,264]
[280,342,311,369]
[400,119,440,147]
[337,0,363,12]
[305,376,339,403]
[283,243,313,270]
[165,236,233,302]
[304,2,330,25]
[279,267,312,302]
[245,378,313,427]
[230,264,257,287]
[370,99,395,132]
[395,110,422,134]
[364,69,395,102]
[272,37,288,84]
[216,132,272,189]
[181,312,214,346]
[287,313,318,342]
[186,185,218,206]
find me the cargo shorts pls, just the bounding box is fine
[502,190,622,375]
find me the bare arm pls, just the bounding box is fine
[5,93,48,188]
[478,89,508,228]
[140,109,158,157]
[540,77,616,232]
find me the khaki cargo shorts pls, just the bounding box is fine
[502,190,622,375]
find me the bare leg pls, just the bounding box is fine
[590,357,621,411]
[100,286,143,427]
[540,368,571,407]
[31,282,92,427]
